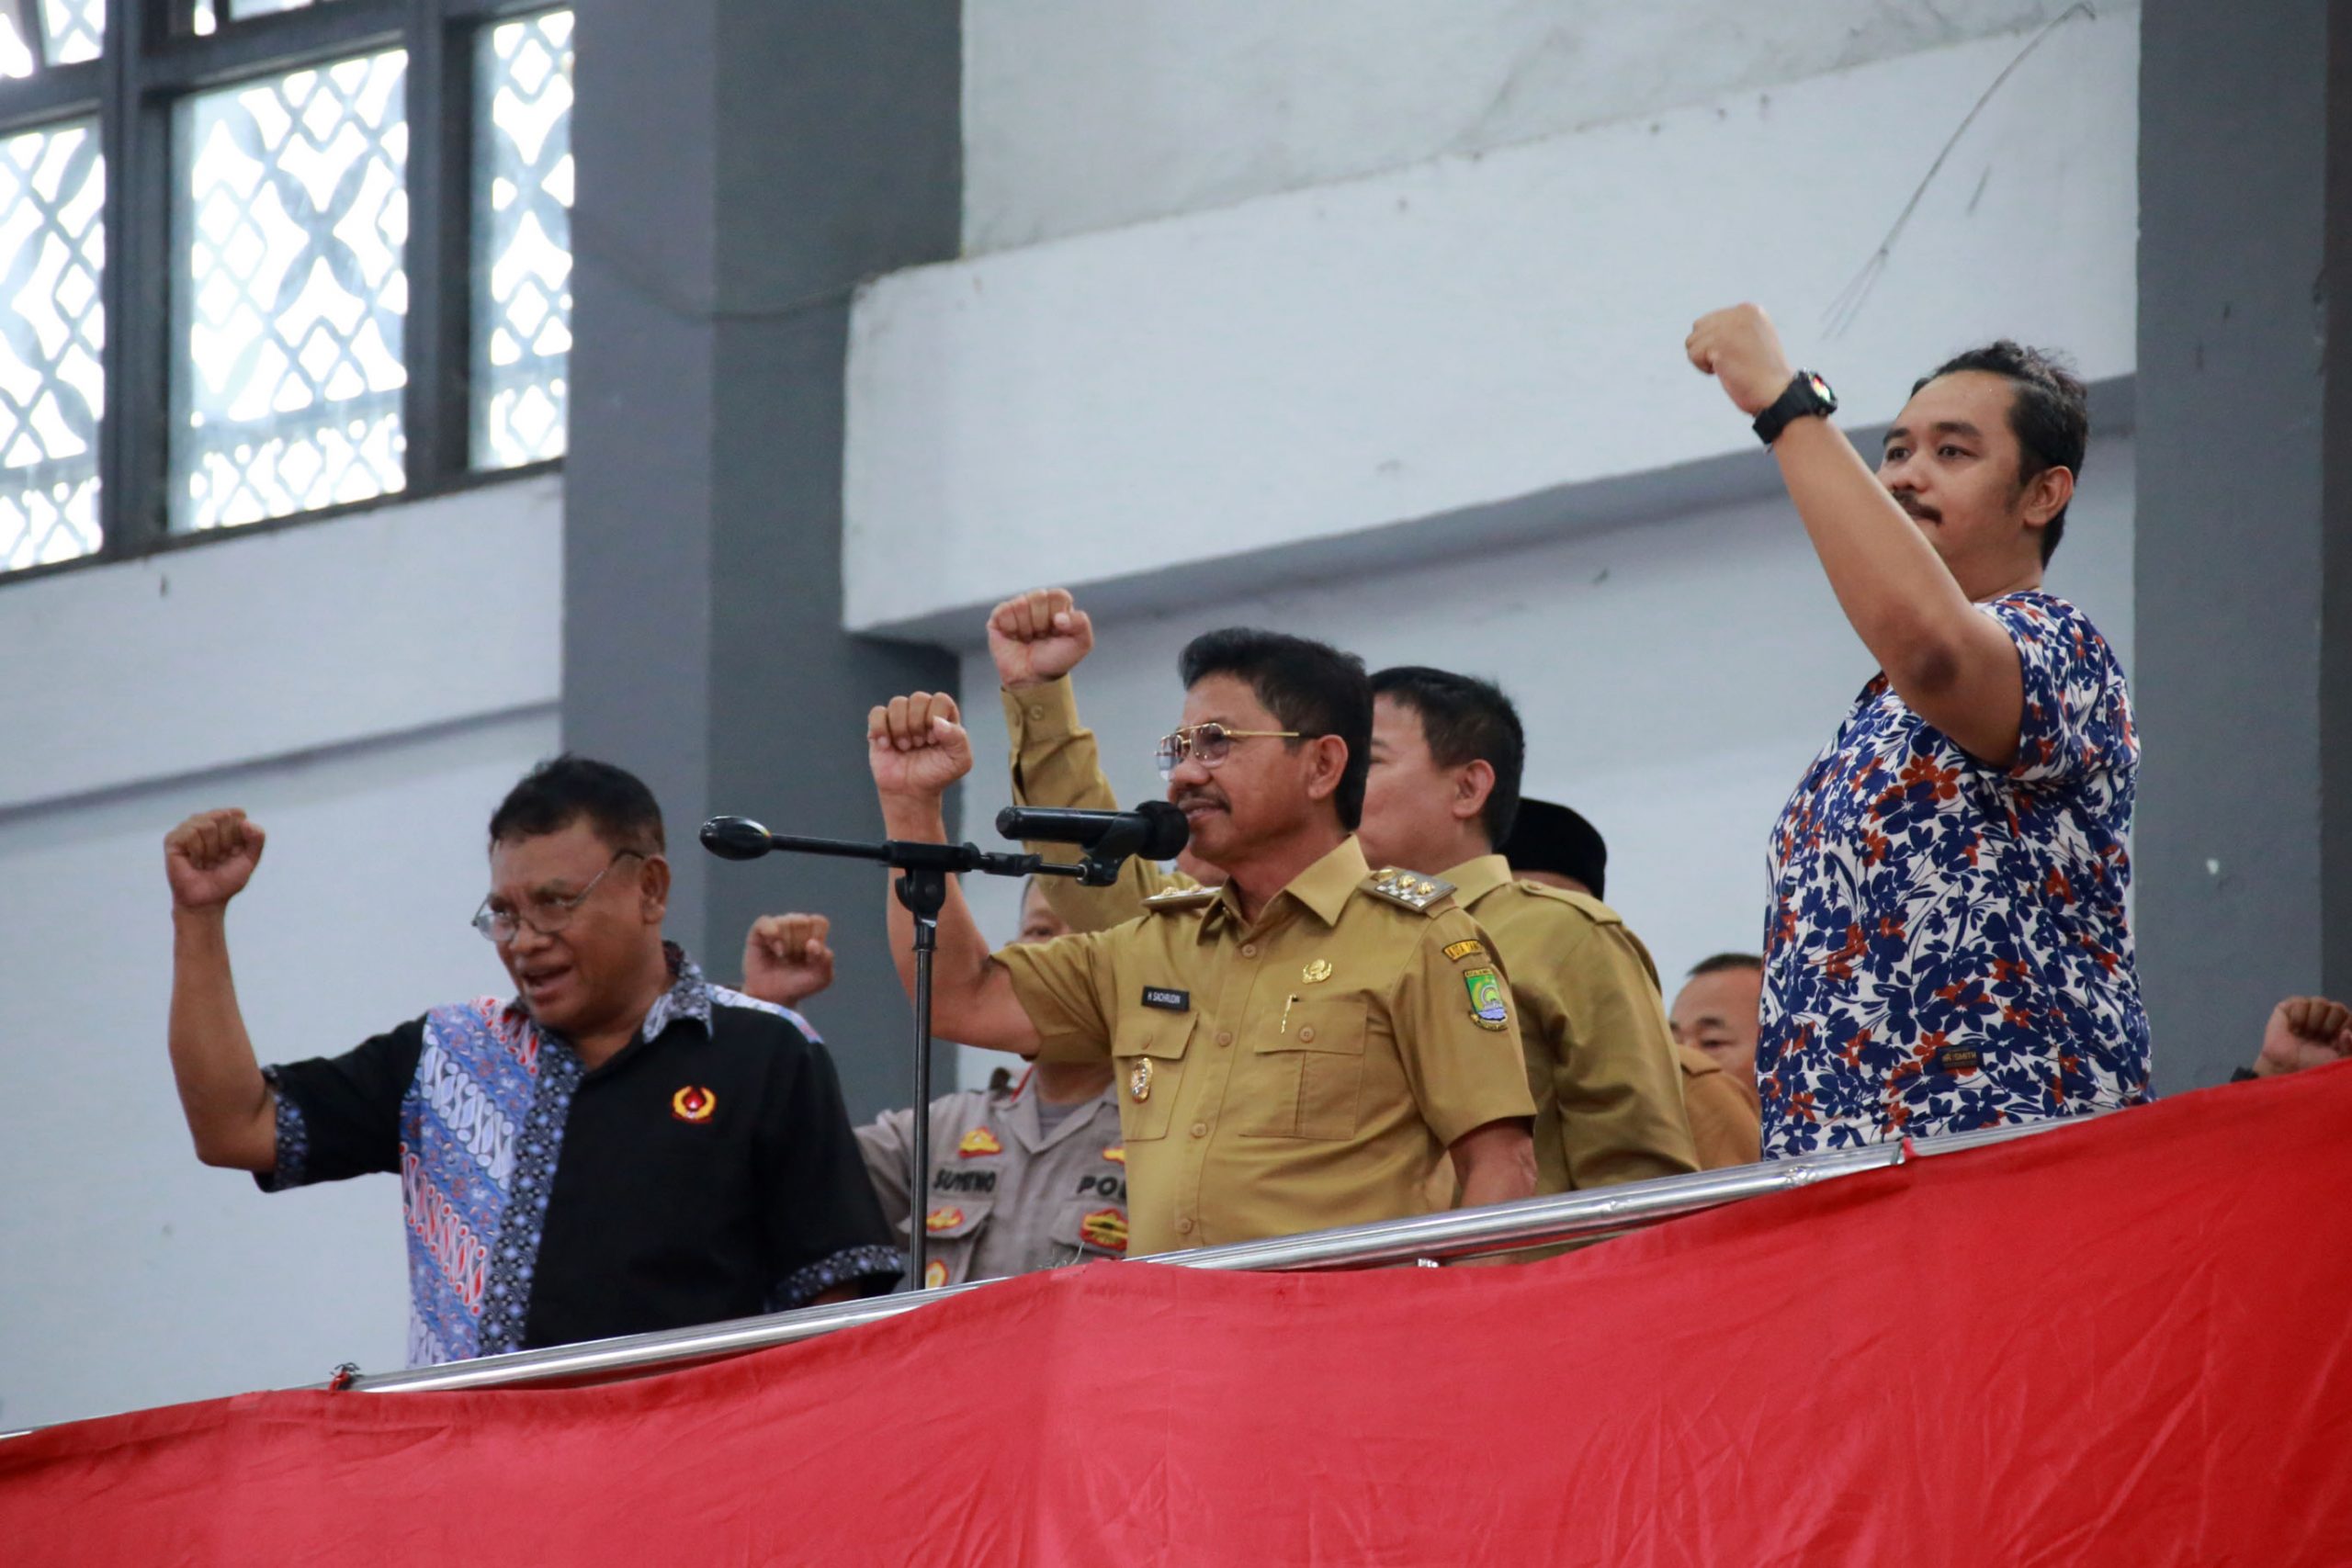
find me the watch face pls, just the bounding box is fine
[1805,372,1836,406]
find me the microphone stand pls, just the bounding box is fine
[701,818,1135,1291]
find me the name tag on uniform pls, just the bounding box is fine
[1141,986,1191,1012]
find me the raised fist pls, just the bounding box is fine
[988,587,1094,691]
[742,912,836,1007]
[1685,302,1798,418]
[2255,996,2352,1077]
[867,691,973,802]
[164,808,267,912]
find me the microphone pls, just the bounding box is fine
[995,801,1189,862]
[700,815,777,861]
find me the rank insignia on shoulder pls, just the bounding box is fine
[1142,885,1221,909]
[958,1127,1002,1157]
[1365,869,1454,912]
[671,1085,718,1123]
[1442,939,1487,963]
[925,1206,965,1234]
[1080,1207,1129,1255]
[923,1259,949,1289]
[1462,966,1510,1031]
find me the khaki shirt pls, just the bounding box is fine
[856,1077,1129,1288]
[1676,1045,1763,1169]
[995,837,1536,1255]
[1004,677,1698,1194]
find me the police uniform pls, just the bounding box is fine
[995,836,1536,1255]
[856,1074,1130,1288]
[1676,1044,1762,1169]
[1003,676,1699,1195]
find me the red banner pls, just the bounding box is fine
[9,1064,2352,1566]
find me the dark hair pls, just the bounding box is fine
[1689,952,1763,979]
[1914,341,2088,564]
[1178,627,1372,829]
[489,754,666,856]
[1369,666,1525,846]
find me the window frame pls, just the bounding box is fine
[0,0,563,588]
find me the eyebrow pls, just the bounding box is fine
[1884,420,1984,446]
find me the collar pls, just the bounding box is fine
[502,941,715,1044]
[1442,852,1514,908]
[1202,837,1371,936]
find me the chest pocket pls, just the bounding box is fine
[1111,1010,1194,1142]
[1240,991,1369,1140]
[1048,1195,1130,1262]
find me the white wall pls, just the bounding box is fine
[965,0,2091,250]
[0,477,562,1430]
[954,434,2134,1026]
[854,7,2139,640]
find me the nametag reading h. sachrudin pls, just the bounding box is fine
[1141,987,1190,1012]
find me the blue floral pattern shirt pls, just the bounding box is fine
[1758,591,2152,1156]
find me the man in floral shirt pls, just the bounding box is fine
[1685,305,2150,1155]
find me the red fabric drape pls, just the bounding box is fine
[8,1063,2352,1566]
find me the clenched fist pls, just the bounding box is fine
[2255,996,2352,1078]
[742,913,836,1007]
[867,691,973,802]
[988,587,1094,691]
[1686,302,1798,418]
[165,808,266,912]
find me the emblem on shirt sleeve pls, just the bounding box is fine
[1442,940,1487,963]
[958,1127,1002,1157]
[671,1085,718,1122]
[1462,967,1510,1032]
[1080,1207,1129,1255]
[923,1259,949,1289]
[1128,1058,1154,1102]
[925,1206,964,1234]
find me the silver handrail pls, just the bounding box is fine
[334,1115,2073,1397]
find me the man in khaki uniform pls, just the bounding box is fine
[741,886,1134,1286]
[987,589,1699,1196]
[866,627,1538,1256]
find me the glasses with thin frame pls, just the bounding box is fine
[1155,723,1305,782]
[471,851,645,943]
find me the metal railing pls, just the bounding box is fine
[334,1115,2074,1397]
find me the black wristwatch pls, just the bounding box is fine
[1753,370,1838,447]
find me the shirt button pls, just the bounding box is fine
[1190,1122,1207,1138]
[1296,1025,1317,1043]
[1028,705,1046,720]
[1176,1216,1194,1235]
[1239,942,1258,958]
[1216,1030,1233,1046]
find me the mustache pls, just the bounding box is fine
[1894,493,1941,523]
[1170,786,1227,812]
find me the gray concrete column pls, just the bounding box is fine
[2135,0,2352,1089]
[565,0,961,1117]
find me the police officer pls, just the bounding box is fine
[866,629,1538,1256]
[741,887,1133,1286]
[989,589,1702,1194]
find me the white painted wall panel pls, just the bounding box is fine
[852,12,2137,637]
[0,474,563,811]
[952,435,2134,1039]
[965,0,2095,250]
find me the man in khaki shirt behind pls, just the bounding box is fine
[866,627,1538,1256]
[989,589,1702,1194]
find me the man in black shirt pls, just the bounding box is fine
[163,755,899,1366]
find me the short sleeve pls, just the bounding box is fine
[995,927,1122,1062]
[763,1038,904,1307]
[254,1018,426,1191]
[1393,910,1538,1146]
[1981,593,2132,786]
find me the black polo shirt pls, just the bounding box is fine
[259,948,900,1364]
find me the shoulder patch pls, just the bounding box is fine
[1363,867,1455,913]
[1510,881,1622,926]
[1142,885,1221,910]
